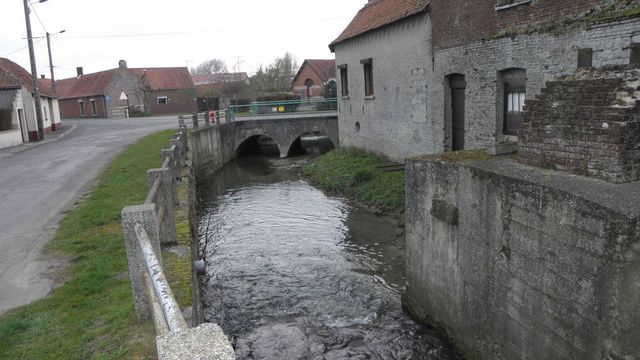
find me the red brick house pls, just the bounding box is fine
[57,60,196,119]
[292,59,336,99]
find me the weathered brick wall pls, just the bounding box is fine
[59,96,107,119]
[431,0,618,50]
[431,18,640,153]
[519,73,640,183]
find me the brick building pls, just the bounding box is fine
[57,60,196,119]
[332,0,640,161]
[292,59,336,99]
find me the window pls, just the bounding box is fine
[158,96,168,105]
[577,48,593,68]
[630,43,640,65]
[90,99,97,116]
[43,106,48,122]
[338,64,349,97]
[305,79,314,98]
[361,58,374,97]
[500,68,527,136]
[495,0,531,10]
[79,100,85,116]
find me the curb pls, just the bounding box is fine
[0,125,78,160]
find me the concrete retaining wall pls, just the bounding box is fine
[404,156,640,359]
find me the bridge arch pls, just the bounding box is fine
[285,130,337,157]
[235,129,289,158]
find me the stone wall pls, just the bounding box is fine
[431,18,640,152]
[519,71,640,183]
[190,116,339,177]
[404,156,640,360]
[334,14,432,162]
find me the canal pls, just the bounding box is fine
[197,140,461,359]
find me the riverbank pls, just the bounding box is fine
[0,130,177,359]
[302,147,405,219]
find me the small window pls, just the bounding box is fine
[361,58,374,97]
[577,48,593,68]
[158,96,168,105]
[338,64,349,97]
[500,68,526,136]
[630,43,640,65]
[43,106,48,121]
[79,101,85,116]
[495,0,531,10]
[90,99,97,116]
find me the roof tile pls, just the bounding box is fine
[330,0,429,50]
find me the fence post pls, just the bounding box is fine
[148,168,177,244]
[192,113,199,129]
[121,204,161,321]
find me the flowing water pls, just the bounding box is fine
[198,153,461,359]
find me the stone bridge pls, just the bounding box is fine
[190,115,338,176]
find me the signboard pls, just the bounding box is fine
[119,92,128,101]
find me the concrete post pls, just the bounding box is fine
[121,204,162,321]
[156,323,235,360]
[148,168,178,244]
[161,149,180,206]
[192,113,199,129]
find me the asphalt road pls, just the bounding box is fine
[0,116,178,315]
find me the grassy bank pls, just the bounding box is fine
[302,147,405,217]
[0,130,177,359]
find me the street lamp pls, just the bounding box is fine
[22,0,48,141]
[46,30,65,97]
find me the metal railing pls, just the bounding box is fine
[178,98,338,128]
[228,98,338,121]
[120,126,234,359]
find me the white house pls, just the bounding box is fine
[0,57,61,149]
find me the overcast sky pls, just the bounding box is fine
[1,0,365,80]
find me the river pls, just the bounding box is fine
[197,150,462,359]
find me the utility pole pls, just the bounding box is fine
[23,0,45,140]
[46,30,65,97]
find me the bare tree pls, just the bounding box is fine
[190,59,228,75]
[250,52,299,95]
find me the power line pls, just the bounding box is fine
[29,4,49,34]
[0,38,44,57]
[62,16,350,39]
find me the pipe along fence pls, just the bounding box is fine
[120,126,234,359]
[178,98,338,127]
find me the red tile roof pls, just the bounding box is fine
[131,67,195,91]
[57,66,195,99]
[0,57,53,97]
[329,0,429,51]
[57,69,118,99]
[293,59,336,84]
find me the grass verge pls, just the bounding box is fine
[302,147,405,217]
[0,130,177,360]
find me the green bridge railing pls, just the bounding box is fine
[214,98,338,123]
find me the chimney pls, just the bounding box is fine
[77,67,84,77]
[119,60,128,70]
[40,74,45,79]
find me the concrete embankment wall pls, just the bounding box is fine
[190,124,237,178]
[404,157,640,360]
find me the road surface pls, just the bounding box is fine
[0,116,178,315]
